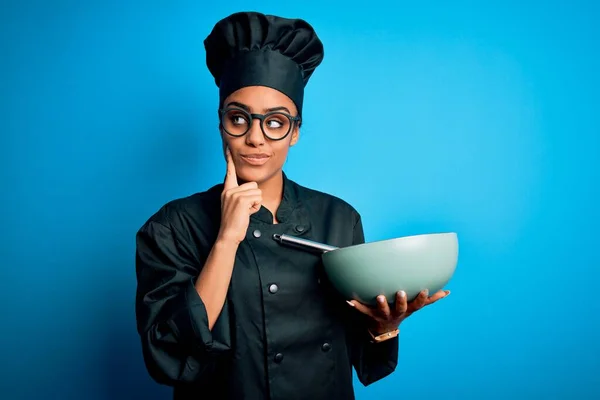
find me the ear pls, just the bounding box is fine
[289,126,300,147]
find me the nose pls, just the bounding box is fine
[245,118,265,147]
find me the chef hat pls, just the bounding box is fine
[204,11,324,116]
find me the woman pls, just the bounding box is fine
[135,11,449,400]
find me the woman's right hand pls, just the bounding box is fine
[217,147,263,245]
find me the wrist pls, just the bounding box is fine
[214,236,242,253]
[216,233,243,248]
[369,322,398,336]
[368,327,400,343]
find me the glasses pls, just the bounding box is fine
[219,107,301,141]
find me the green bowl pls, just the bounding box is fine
[322,232,458,305]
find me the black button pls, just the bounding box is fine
[274,353,284,363]
[253,229,261,238]
[268,284,279,294]
[295,225,306,233]
[321,343,331,352]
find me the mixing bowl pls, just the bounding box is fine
[273,232,458,305]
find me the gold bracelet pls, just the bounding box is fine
[368,328,399,343]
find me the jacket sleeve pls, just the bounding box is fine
[348,215,399,386]
[135,217,231,386]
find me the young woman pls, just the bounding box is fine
[135,11,449,400]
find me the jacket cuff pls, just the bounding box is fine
[169,278,230,355]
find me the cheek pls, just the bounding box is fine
[272,142,292,160]
[220,132,236,150]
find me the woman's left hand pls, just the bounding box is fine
[348,289,450,334]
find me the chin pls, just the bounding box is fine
[237,165,278,184]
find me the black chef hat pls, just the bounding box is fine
[204,11,324,116]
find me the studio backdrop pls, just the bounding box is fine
[2,0,598,399]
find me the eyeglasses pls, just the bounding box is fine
[219,107,301,141]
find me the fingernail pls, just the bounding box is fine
[399,291,406,298]
[423,289,429,296]
[377,295,385,303]
[445,290,451,296]
[346,300,355,307]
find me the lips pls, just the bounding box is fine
[242,153,269,159]
[240,153,270,166]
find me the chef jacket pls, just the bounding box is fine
[135,172,399,399]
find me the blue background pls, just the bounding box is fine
[2,0,599,399]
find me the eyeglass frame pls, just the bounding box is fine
[218,107,302,141]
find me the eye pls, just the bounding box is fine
[265,118,284,129]
[229,114,249,126]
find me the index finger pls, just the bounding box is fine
[223,146,238,190]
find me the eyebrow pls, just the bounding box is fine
[225,101,291,114]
